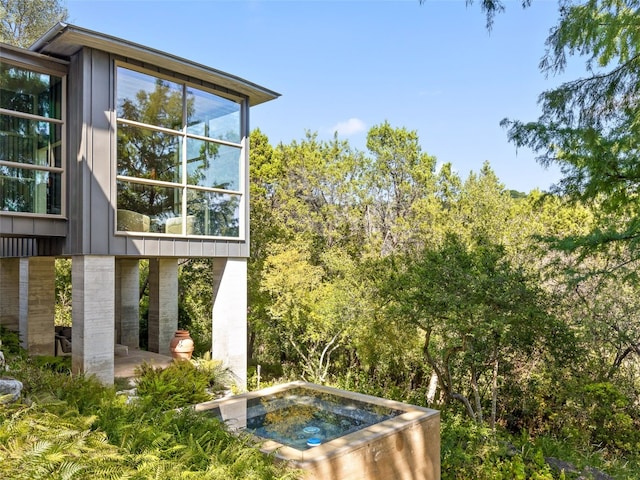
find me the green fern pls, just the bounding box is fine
[2,363,299,480]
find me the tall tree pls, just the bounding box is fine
[502,0,640,260]
[247,130,368,371]
[0,0,68,48]
[448,161,514,246]
[364,121,439,255]
[259,240,355,383]
[378,235,562,427]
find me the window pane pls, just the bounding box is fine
[117,123,181,182]
[117,67,183,130]
[0,65,62,119]
[186,139,240,191]
[117,180,183,233]
[187,189,240,237]
[0,115,62,167]
[187,88,240,143]
[0,165,61,214]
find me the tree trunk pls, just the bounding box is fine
[490,354,499,430]
[451,393,476,422]
[426,370,439,404]
[470,367,483,425]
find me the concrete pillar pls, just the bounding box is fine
[211,258,247,389]
[0,258,20,332]
[115,258,140,349]
[18,257,55,355]
[148,258,178,355]
[72,255,115,384]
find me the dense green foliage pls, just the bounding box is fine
[134,355,230,410]
[503,0,640,263]
[9,0,640,477]
[0,0,68,48]
[0,343,297,479]
[242,123,640,478]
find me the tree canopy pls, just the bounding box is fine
[502,0,640,260]
[0,0,68,48]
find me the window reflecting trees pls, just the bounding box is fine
[0,64,64,214]
[116,66,244,237]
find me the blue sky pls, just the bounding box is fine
[66,0,581,192]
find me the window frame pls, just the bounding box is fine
[0,60,67,218]
[114,62,247,240]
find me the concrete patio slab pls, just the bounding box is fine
[114,348,173,378]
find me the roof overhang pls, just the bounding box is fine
[30,23,280,106]
[0,41,69,75]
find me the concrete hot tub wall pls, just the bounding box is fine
[194,381,440,480]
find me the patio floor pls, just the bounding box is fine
[114,348,173,378]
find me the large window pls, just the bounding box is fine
[116,66,244,238]
[0,64,64,215]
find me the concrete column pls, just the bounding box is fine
[148,258,178,355]
[0,258,20,332]
[212,257,247,390]
[72,255,115,384]
[18,257,55,355]
[115,258,140,349]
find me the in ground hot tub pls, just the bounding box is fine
[194,381,440,480]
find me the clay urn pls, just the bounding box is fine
[170,330,194,360]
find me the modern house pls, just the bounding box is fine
[0,23,279,386]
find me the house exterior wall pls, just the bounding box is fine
[115,258,139,348]
[148,258,178,355]
[63,46,251,259]
[0,258,20,331]
[18,257,55,355]
[1,26,278,386]
[0,46,68,241]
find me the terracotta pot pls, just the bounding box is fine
[170,330,194,360]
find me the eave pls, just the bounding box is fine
[30,23,280,106]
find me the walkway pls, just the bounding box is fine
[114,348,173,378]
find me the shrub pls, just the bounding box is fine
[191,352,232,394]
[134,360,211,410]
[0,326,23,357]
[579,382,640,454]
[29,355,71,374]
[2,361,297,479]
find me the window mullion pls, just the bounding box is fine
[182,84,188,235]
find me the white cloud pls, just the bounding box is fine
[330,118,367,137]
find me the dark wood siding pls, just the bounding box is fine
[63,47,249,258]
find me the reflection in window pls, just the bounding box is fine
[117,180,182,233]
[186,139,240,190]
[0,166,61,214]
[187,189,240,237]
[117,124,181,181]
[0,64,64,216]
[116,66,244,238]
[0,64,62,119]
[1,115,62,167]
[117,68,183,130]
[187,87,240,143]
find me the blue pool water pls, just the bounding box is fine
[241,387,402,450]
[202,386,403,450]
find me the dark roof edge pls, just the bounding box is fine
[30,23,280,106]
[1,40,69,74]
[28,21,68,52]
